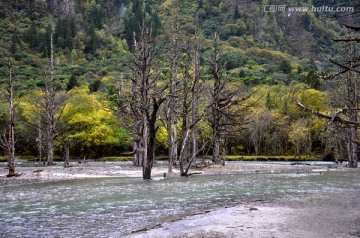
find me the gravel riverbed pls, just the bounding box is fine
[0,160,354,186]
[1,161,359,237]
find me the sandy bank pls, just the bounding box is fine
[126,189,360,238]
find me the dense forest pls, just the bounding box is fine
[0,0,359,178]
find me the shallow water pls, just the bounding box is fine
[0,171,359,237]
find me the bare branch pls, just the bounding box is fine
[296,101,360,126]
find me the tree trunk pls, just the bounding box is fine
[45,34,56,166]
[212,128,221,164]
[38,120,43,164]
[191,36,200,167]
[64,139,70,168]
[7,61,16,176]
[179,128,191,176]
[47,138,54,165]
[348,125,358,167]
[145,120,156,180]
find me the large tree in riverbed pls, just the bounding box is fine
[208,33,251,165]
[130,23,166,180]
[0,62,17,177]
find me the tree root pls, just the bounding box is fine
[6,173,22,177]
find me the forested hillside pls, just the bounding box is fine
[0,0,359,174]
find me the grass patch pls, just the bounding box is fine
[97,156,133,162]
[0,156,6,162]
[19,156,39,161]
[225,155,319,161]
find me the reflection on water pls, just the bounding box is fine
[0,171,359,237]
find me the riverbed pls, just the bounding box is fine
[1,162,359,237]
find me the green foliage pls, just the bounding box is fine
[233,5,240,20]
[54,18,76,50]
[40,25,52,58]
[278,60,292,74]
[89,79,102,92]
[303,13,312,31]
[0,0,350,158]
[85,0,103,29]
[10,33,18,54]
[66,74,79,91]
[61,86,123,155]
[303,70,320,89]
[124,0,161,46]
[27,21,38,50]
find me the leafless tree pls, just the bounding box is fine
[191,33,201,167]
[209,32,248,165]
[298,21,359,167]
[0,61,18,177]
[166,2,180,173]
[43,34,67,165]
[130,23,166,179]
[26,34,66,166]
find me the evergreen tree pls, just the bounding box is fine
[278,60,292,74]
[54,18,64,48]
[198,0,203,9]
[89,79,101,92]
[124,0,161,47]
[303,13,312,31]
[41,25,52,58]
[66,74,79,91]
[303,70,320,89]
[28,21,38,49]
[265,92,275,109]
[10,33,18,54]
[233,5,240,20]
[86,0,103,29]
[85,26,98,54]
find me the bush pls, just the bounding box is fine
[278,60,292,74]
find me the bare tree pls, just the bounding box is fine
[207,32,255,164]
[43,34,66,165]
[191,33,201,167]
[130,32,143,167]
[166,2,180,173]
[27,34,66,166]
[130,23,166,179]
[175,35,209,176]
[209,33,240,165]
[298,22,359,167]
[0,61,18,177]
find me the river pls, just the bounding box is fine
[0,169,359,237]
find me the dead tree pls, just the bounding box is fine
[298,21,359,167]
[27,34,66,166]
[44,34,58,165]
[166,3,180,172]
[209,33,237,165]
[130,32,143,167]
[208,32,254,165]
[191,33,201,167]
[130,23,166,179]
[0,61,17,177]
[176,37,205,176]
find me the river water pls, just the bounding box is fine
[0,171,359,237]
